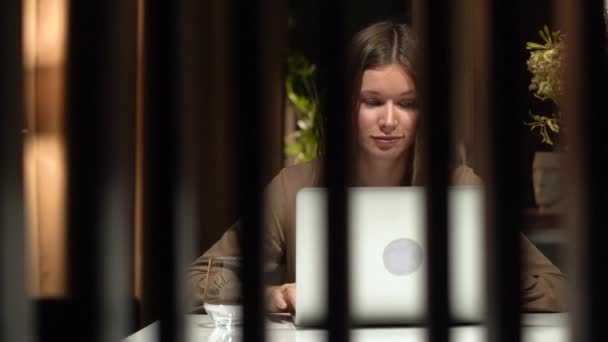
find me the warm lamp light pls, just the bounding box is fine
[23,0,67,68]
[22,0,69,297]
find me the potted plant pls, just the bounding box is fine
[283,53,322,165]
[525,26,566,215]
[525,25,565,146]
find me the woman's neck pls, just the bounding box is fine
[356,153,408,187]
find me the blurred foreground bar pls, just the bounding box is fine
[175,0,205,337]
[141,1,180,342]
[0,1,32,341]
[559,1,608,342]
[414,0,452,339]
[66,1,137,341]
[486,0,526,341]
[232,0,287,340]
[320,0,350,340]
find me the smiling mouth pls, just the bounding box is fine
[372,135,403,141]
[371,136,403,149]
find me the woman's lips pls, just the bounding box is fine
[371,135,403,148]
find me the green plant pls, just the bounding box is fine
[524,25,565,146]
[283,53,322,164]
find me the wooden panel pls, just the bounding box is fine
[0,0,32,341]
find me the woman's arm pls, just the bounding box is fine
[451,165,567,311]
[187,168,293,313]
[520,233,567,312]
[187,222,292,313]
[187,222,241,313]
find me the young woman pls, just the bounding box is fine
[188,21,566,314]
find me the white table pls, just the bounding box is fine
[124,314,570,342]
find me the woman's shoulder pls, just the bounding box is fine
[265,159,323,200]
[275,159,322,187]
[450,164,483,186]
[281,159,322,185]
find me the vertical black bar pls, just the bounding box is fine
[67,1,137,341]
[560,1,607,342]
[417,0,451,339]
[487,0,525,341]
[141,2,179,342]
[0,1,31,341]
[66,2,113,341]
[582,3,608,342]
[99,1,137,341]
[320,0,350,340]
[176,0,203,329]
[580,3,608,342]
[232,0,266,341]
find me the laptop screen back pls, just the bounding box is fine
[295,186,485,326]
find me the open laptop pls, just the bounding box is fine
[295,186,485,326]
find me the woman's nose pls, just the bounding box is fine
[379,102,397,134]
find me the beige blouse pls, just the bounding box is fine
[188,159,567,313]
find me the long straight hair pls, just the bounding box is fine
[346,21,425,185]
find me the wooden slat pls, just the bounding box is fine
[0,1,32,341]
[320,0,350,340]
[175,0,204,333]
[99,1,137,341]
[141,2,179,342]
[65,1,137,341]
[558,1,608,342]
[414,0,452,339]
[486,0,526,341]
[231,0,274,340]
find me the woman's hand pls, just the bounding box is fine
[265,283,296,313]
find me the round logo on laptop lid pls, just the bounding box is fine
[382,238,424,276]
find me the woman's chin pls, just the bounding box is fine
[364,146,407,161]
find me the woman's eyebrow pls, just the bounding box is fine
[360,90,380,95]
[360,90,416,95]
[399,90,416,96]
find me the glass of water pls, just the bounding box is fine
[203,257,243,327]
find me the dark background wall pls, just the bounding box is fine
[512,0,558,208]
[287,0,412,69]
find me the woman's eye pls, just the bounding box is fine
[362,98,381,107]
[398,100,418,109]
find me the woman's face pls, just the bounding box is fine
[357,63,418,161]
